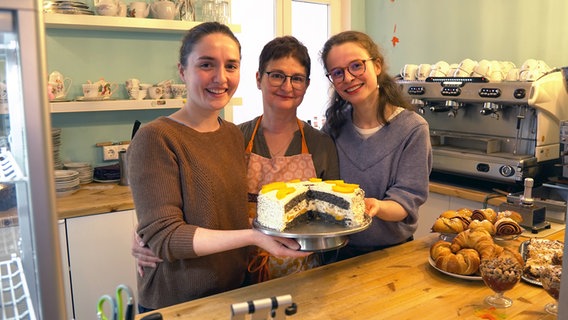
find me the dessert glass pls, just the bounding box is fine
[540,265,561,315]
[479,257,522,308]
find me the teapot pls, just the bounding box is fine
[87,78,118,98]
[128,1,150,18]
[94,0,126,17]
[48,71,72,100]
[150,0,181,20]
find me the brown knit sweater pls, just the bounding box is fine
[128,116,250,309]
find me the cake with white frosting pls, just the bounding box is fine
[256,178,366,231]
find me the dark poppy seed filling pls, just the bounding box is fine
[284,194,308,212]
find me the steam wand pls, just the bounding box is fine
[513,106,526,155]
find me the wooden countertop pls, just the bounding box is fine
[56,183,134,219]
[136,231,564,320]
[55,181,507,219]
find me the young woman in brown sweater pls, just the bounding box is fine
[127,22,309,313]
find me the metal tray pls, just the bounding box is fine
[253,214,372,252]
[519,239,564,286]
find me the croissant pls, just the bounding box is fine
[430,241,480,275]
[456,208,473,218]
[450,228,497,260]
[496,210,523,224]
[471,208,498,223]
[494,217,523,236]
[431,217,468,233]
[468,219,496,235]
[440,210,460,218]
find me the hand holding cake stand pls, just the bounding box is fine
[253,215,372,252]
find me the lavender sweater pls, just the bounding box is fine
[324,108,433,247]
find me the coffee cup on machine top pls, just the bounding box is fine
[400,64,418,81]
[416,64,432,81]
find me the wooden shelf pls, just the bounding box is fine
[50,98,185,113]
[43,13,241,33]
[49,97,242,113]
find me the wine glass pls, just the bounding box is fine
[540,265,562,315]
[479,257,522,308]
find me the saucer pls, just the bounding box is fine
[76,96,114,101]
[50,97,72,102]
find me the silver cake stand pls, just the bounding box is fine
[253,215,372,252]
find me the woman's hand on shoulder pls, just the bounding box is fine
[132,230,163,276]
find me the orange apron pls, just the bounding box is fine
[245,116,318,282]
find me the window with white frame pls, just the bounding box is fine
[229,0,341,126]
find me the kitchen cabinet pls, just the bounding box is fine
[61,209,137,320]
[58,220,74,319]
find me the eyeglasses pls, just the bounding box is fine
[264,71,308,90]
[326,58,375,84]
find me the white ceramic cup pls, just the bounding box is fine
[505,68,520,81]
[170,84,187,99]
[127,87,140,99]
[447,64,459,77]
[416,64,432,81]
[472,59,492,78]
[428,61,450,77]
[125,78,140,89]
[137,88,148,100]
[82,83,100,98]
[147,86,164,99]
[400,64,418,81]
[455,58,477,77]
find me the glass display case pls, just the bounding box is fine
[0,1,67,319]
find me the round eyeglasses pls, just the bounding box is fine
[326,58,375,84]
[265,71,308,90]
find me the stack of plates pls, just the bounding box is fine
[52,128,63,170]
[64,162,93,184]
[43,1,95,15]
[54,170,80,197]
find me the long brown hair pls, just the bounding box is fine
[320,31,411,138]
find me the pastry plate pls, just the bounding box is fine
[428,256,482,281]
[253,214,372,252]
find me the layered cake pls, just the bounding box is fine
[256,178,366,231]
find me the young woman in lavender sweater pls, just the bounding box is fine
[320,31,433,261]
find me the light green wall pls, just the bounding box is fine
[360,0,568,75]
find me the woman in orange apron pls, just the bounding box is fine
[239,36,339,282]
[131,36,339,285]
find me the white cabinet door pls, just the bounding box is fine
[65,210,137,320]
[58,219,74,319]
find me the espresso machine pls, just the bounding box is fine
[398,70,568,188]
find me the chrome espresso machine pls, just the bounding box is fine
[398,70,568,189]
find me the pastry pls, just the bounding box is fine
[430,240,481,275]
[468,219,496,235]
[471,208,498,223]
[494,217,523,236]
